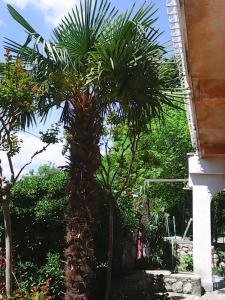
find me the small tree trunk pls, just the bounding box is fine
[105,192,114,300]
[64,97,101,300]
[0,159,13,298]
[2,193,13,298]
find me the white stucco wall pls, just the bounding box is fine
[189,154,225,291]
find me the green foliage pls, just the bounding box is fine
[117,193,139,231]
[218,250,225,261]
[34,198,66,223]
[34,164,60,177]
[213,266,225,277]
[0,51,45,129]
[182,254,193,272]
[213,250,225,277]
[14,260,39,292]
[0,134,23,156]
[11,279,52,300]
[97,101,193,275]
[0,166,68,298]
[9,168,68,261]
[6,1,179,131]
[40,124,61,145]
[143,213,166,268]
[211,192,225,240]
[38,252,64,296]
[0,165,68,298]
[5,2,189,297]
[159,57,180,89]
[107,103,193,236]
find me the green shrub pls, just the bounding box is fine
[217,250,225,261]
[12,280,52,300]
[182,254,193,272]
[0,166,67,298]
[38,252,64,297]
[14,260,39,292]
[213,266,225,277]
[7,168,68,264]
[213,250,225,277]
[14,252,64,298]
[34,198,66,223]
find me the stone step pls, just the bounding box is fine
[145,271,202,296]
[213,275,225,290]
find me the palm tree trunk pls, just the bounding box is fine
[105,191,114,300]
[65,98,101,300]
[2,194,13,298]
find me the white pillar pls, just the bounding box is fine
[189,154,225,292]
[192,185,212,291]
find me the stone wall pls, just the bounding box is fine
[145,270,202,296]
[176,240,193,271]
[177,241,193,258]
[176,239,225,269]
[164,273,201,296]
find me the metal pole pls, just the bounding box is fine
[182,218,193,240]
[173,216,177,239]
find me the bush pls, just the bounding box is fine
[14,260,39,292]
[14,251,64,298]
[8,168,68,264]
[38,252,64,297]
[0,166,68,298]
[213,250,225,277]
[12,280,52,300]
[217,250,225,262]
[182,254,193,272]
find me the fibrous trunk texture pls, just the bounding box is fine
[65,97,101,300]
[105,192,114,300]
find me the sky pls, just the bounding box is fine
[0,0,172,178]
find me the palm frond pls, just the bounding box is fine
[15,110,37,129]
[6,4,70,68]
[89,2,179,131]
[7,4,36,34]
[53,0,118,66]
[5,0,181,131]
[5,5,75,124]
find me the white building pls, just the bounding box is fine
[167,0,225,291]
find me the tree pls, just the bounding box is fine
[211,192,225,245]
[107,102,193,235]
[0,51,42,298]
[0,51,59,298]
[4,165,68,298]
[99,102,193,274]
[6,1,179,298]
[99,117,141,299]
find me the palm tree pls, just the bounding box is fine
[6,1,178,299]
